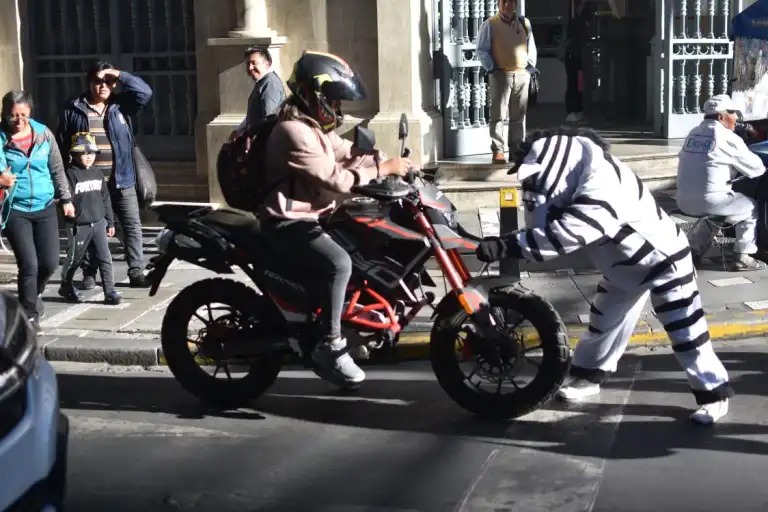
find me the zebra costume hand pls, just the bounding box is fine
[476,237,522,262]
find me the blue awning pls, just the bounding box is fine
[733,0,768,40]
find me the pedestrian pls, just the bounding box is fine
[230,46,285,141]
[0,90,75,330]
[57,60,153,289]
[559,0,589,124]
[58,132,121,306]
[476,0,538,163]
[475,126,734,424]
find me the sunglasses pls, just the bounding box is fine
[91,77,117,87]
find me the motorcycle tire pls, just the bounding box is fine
[161,277,283,408]
[430,285,571,420]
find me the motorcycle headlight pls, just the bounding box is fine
[0,293,38,403]
[443,206,458,228]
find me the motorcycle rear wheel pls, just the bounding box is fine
[430,285,571,419]
[161,278,283,408]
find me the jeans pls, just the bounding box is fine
[3,203,60,317]
[261,219,352,340]
[61,219,115,294]
[84,184,144,278]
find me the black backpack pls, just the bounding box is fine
[216,115,279,211]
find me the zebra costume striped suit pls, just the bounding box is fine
[505,132,733,405]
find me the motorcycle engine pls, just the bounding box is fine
[342,303,388,360]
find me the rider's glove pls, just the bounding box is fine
[476,236,521,262]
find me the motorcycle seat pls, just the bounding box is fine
[201,209,261,236]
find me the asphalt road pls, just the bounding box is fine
[56,338,768,512]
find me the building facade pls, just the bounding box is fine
[0,0,754,203]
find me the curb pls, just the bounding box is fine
[41,310,768,367]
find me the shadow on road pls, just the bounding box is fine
[57,349,768,461]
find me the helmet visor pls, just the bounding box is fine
[321,71,367,102]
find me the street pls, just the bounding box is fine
[58,338,768,512]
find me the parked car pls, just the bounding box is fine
[0,291,68,511]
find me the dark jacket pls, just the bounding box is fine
[0,119,72,215]
[56,71,153,190]
[245,71,285,136]
[65,163,114,227]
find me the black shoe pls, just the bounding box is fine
[37,295,45,318]
[58,285,83,304]
[81,274,96,290]
[129,274,150,288]
[104,291,122,305]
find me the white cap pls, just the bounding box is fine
[703,94,737,115]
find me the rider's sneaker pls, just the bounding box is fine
[311,337,366,389]
[690,399,729,425]
[556,378,600,401]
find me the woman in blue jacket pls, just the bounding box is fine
[0,91,75,329]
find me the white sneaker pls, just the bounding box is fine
[311,337,366,388]
[690,399,729,424]
[565,113,578,123]
[556,378,601,401]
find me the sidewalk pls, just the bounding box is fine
[7,189,765,365]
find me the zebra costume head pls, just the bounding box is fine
[509,126,612,181]
[510,126,613,223]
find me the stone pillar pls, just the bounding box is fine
[363,0,442,165]
[204,0,287,205]
[230,0,276,37]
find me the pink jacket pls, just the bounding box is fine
[262,118,380,221]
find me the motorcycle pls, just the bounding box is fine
[146,114,571,419]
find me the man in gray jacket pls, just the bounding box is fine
[231,46,285,139]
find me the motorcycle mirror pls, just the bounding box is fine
[354,125,376,154]
[398,113,409,140]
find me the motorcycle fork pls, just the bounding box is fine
[412,212,497,329]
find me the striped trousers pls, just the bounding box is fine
[571,247,733,405]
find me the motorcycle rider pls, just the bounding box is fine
[475,126,734,424]
[259,51,412,388]
[676,94,767,270]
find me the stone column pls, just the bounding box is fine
[361,0,442,166]
[230,0,276,37]
[203,0,287,205]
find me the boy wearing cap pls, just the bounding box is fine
[475,126,734,424]
[676,93,767,271]
[59,132,121,305]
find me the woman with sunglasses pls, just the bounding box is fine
[56,61,153,289]
[0,90,75,330]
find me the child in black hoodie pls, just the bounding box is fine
[59,132,121,305]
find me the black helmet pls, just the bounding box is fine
[287,51,367,132]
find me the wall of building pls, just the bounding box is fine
[266,0,379,116]
[0,0,23,95]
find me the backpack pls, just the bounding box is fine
[216,115,279,211]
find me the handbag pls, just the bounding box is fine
[126,115,157,209]
[133,143,157,210]
[528,67,540,109]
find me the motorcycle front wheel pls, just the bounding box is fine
[431,285,571,419]
[161,277,284,408]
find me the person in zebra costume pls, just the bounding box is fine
[476,126,734,424]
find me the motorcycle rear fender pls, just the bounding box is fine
[430,275,520,319]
